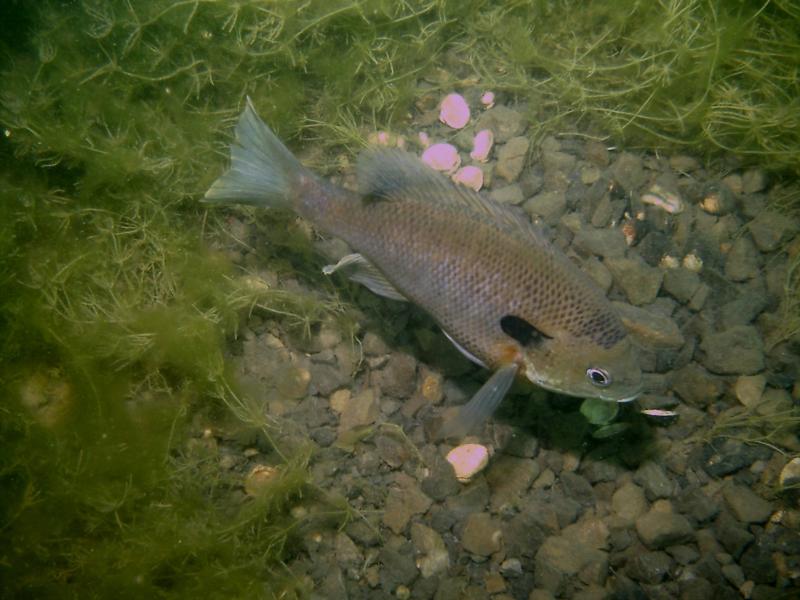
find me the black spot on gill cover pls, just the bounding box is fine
[500,315,551,347]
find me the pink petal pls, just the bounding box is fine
[418,131,431,148]
[452,166,484,191]
[421,143,461,174]
[470,129,494,162]
[439,93,470,129]
[480,91,495,108]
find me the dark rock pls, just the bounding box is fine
[486,455,540,511]
[675,487,720,525]
[702,439,773,478]
[380,544,418,589]
[633,461,674,500]
[626,551,673,584]
[374,352,417,398]
[671,363,725,408]
[613,302,685,349]
[741,169,767,194]
[534,535,609,592]
[421,458,461,501]
[605,257,663,306]
[699,326,765,375]
[678,577,713,600]
[523,190,567,226]
[461,512,503,556]
[474,105,526,142]
[719,288,768,329]
[571,228,628,259]
[635,507,694,549]
[665,544,699,565]
[410,522,450,578]
[662,268,701,304]
[748,210,798,252]
[612,482,648,524]
[542,150,577,174]
[489,184,525,205]
[502,506,550,559]
[310,362,351,396]
[611,153,646,192]
[714,512,754,559]
[383,473,432,534]
[724,235,760,282]
[722,483,773,524]
[637,231,677,267]
[444,477,489,520]
[559,472,596,507]
[739,537,777,585]
[496,136,530,183]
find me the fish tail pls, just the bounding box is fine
[204,97,308,209]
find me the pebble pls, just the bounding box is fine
[675,487,720,525]
[699,326,765,375]
[724,235,760,281]
[605,257,663,306]
[611,152,646,192]
[626,550,673,584]
[496,136,530,182]
[612,302,684,349]
[474,105,526,142]
[523,190,567,225]
[374,352,418,398]
[383,473,433,534]
[670,363,725,408]
[486,455,541,510]
[379,544,418,589]
[662,267,701,304]
[571,228,628,259]
[741,168,767,194]
[461,512,503,556]
[534,535,609,591]
[337,388,379,437]
[489,184,525,205]
[748,210,798,252]
[634,461,674,500]
[635,504,694,549]
[410,522,449,578]
[722,483,773,524]
[612,482,648,524]
[734,374,766,408]
[779,457,800,488]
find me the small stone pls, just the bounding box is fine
[571,228,628,259]
[310,362,351,396]
[741,169,767,194]
[562,517,609,550]
[334,532,363,570]
[484,572,506,593]
[671,363,725,408]
[734,375,766,409]
[337,388,379,436]
[662,268,700,304]
[611,152,646,192]
[724,235,760,282]
[626,551,672,584]
[634,461,674,501]
[541,150,576,174]
[580,164,602,185]
[748,210,798,252]
[675,488,720,524]
[722,563,746,588]
[244,464,280,496]
[500,558,524,577]
[421,457,461,500]
[489,184,525,205]
[487,455,540,510]
[584,140,609,167]
[721,173,743,195]
[722,483,772,524]
[411,522,450,578]
[462,512,503,556]
[474,105,526,142]
[635,506,694,549]
[329,389,351,414]
[699,326,765,375]
[374,353,417,398]
[779,457,800,488]
[714,513,754,559]
[612,302,684,349]
[612,482,648,524]
[496,136,530,182]
[669,155,700,172]
[523,190,567,225]
[363,332,389,355]
[605,257,663,306]
[534,535,608,591]
[379,545,418,589]
[383,473,433,534]
[699,184,736,215]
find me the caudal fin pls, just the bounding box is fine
[204,97,306,209]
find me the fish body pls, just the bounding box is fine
[205,99,642,437]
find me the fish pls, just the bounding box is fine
[204,98,643,438]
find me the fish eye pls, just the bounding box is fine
[586,367,611,387]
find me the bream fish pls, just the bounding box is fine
[205,99,642,438]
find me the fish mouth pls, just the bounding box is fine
[524,364,642,403]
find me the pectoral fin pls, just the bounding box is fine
[322,253,407,301]
[437,363,519,440]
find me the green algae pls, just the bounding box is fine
[2,1,800,595]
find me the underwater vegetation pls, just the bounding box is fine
[1,0,799,596]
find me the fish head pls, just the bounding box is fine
[517,328,643,403]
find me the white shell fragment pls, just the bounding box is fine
[470,129,494,163]
[446,443,489,482]
[452,166,484,191]
[682,252,703,272]
[439,93,470,129]
[421,143,461,174]
[641,184,684,214]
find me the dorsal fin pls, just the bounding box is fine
[356,148,547,246]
